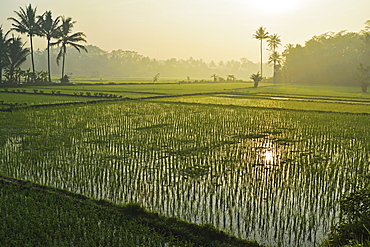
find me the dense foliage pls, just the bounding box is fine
[1,4,87,84]
[281,27,370,88]
[327,186,370,246]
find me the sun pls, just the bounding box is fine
[250,0,304,14]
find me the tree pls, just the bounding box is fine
[250,72,262,88]
[267,33,281,52]
[0,26,10,83]
[268,34,282,83]
[153,73,160,82]
[281,31,363,86]
[8,4,40,74]
[253,27,269,79]
[4,35,29,83]
[52,16,87,81]
[268,51,282,83]
[365,20,370,32]
[38,11,60,82]
[227,74,236,81]
[211,74,218,82]
[357,63,370,92]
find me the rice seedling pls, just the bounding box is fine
[0,100,368,246]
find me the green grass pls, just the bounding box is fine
[3,82,369,115]
[0,92,95,105]
[0,175,261,247]
[152,94,370,114]
[0,89,155,100]
[24,82,252,95]
[233,83,370,99]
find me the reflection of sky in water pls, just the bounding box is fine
[254,139,281,168]
[264,149,274,164]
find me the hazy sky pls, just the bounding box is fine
[1,0,369,63]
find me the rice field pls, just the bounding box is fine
[0,100,368,246]
[154,94,370,114]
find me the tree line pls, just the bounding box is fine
[21,45,272,81]
[0,4,87,84]
[281,22,370,91]
[251,23,370,92]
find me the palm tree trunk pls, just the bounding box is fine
[47,39,51,83]
[0,68,2,84]
[273,61,276,83]
[260,39,263,78]
[61,46,66,80]
[9,67,14,83]
[29,34,35,75]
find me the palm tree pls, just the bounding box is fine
[253,27,269,79]
[267,33,281,52]
[5,35,30,83]
[365,20,370,32]
[227,75,236,81]
[0,26,11,83]
[250,72,262,88]
[268,51,282,83]
[267,34,282,83]
[52,16,87,81]
[38,11,60,83]
[8,4,40,74]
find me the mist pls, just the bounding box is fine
[22,45,273,80]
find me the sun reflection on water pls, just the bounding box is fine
[254,140,281,168]
[263,149,274,164]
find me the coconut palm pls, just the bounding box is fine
[267,33,281,52]
[253,27,269,79]
[7,4,40,74]
[365,20,370,32]
[267,34,282,83]
[268,51,282,83]
[0,26,11,83]
[5,35,30,83]
[38,11,60,82]
[52,16,87,81]
[250,72,262,88]
[211,74,218,82]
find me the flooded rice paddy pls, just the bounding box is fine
[0,101,369,246]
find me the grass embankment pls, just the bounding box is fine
[1,82,369,114]
[154,94,370,114]
[0,175,262,247]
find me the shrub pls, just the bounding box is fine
[60,75,70,83]
[328,187,370,246]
